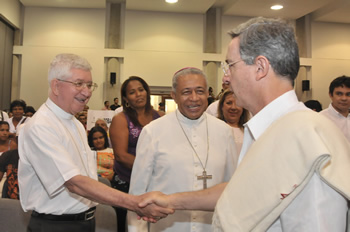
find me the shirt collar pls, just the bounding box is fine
[175,109,205,126]
[245,90,302,141]
[46,98,75,120]
[329,103,350,118]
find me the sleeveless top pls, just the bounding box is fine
[113,110,160,183]
[0,140,12,156]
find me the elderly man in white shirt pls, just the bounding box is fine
[320,75,350,142]
[139,17,350,232]
[18,53,173,232]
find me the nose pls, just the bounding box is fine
[81,86,92,97]
[189,90,199,101]
[222,74,230,84]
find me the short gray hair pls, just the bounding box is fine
[48,53,92,86]
[228,17,300,84]
[172,67,208,92]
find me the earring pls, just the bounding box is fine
[125,102,130,107]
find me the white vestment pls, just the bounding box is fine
[19,98,98,214]
[320,103,350,142]
[213,91,350,231]
[128,110,238,232]
[206,100,219,117]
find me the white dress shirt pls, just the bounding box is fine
[238,90,347,231]
[19,98,98,214]
[320,103,350,142]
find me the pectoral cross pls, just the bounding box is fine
[197,170,212,189]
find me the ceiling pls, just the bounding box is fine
[19,0,350,24]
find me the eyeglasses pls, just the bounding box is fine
[221,60,242,76]
[57,79,98,92]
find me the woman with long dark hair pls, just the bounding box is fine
[109,76,161,232]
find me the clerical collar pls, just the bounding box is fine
[175,109,206,126]
[46,98,74,120]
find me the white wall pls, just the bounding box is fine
[0,0,21,28]
[7,5,350,111]
[17,6,106,110]
[123,10,205,86]
[311,21,350,108]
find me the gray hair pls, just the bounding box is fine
[172,67,208,92]
[228,17,300,84]
[48,53,92,86]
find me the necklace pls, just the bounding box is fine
[45,103,90,177]
[176,111,212,189]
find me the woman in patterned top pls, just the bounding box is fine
[109,76,161,232]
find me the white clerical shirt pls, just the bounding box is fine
[224,90,347,231]
[320,103,350,142]
[18,98,98,214]
[128,109,237,232]
[206,100,219,117]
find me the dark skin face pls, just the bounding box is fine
[330,86,350,117]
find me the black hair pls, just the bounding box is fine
[10,99,27,112]
[121,76,152,127]
[88,126,109,150]
[304,100,322,112]
[329,75,350,96]
[25,106,36,114]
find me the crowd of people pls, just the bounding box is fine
[1,16,350,232]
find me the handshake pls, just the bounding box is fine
[133,191,174,223]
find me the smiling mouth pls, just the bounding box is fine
[188,105,201,110]
[76,97,88,104]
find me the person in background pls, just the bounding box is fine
[304,100,322,112]
[320,75,350,141]
[25,106,36,117]
[207,86,215,105]
[217,90,250,154]
[77,112,87,130]
[206,76,230,117]
[0,121,17,199]
[82,105,89,118]
[158,102,165,113]
[18,53,172,232]
[88,126,114,181]
[95,118,111,148]
[102,100,110,110]
[110,97,121,110]
[109,76,162,232]
[0,124,22,199]
[0,110,9,122]
[0,121,17,156]
[95,118,108,132]
[8,99,27,138]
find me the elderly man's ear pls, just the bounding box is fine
[255,56,269,81]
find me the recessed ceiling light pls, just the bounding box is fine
[166,0,178,3]
[271,5,283,10]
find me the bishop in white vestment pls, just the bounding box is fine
[128,67,238,232]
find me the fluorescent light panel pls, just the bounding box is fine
[271,5,283,10]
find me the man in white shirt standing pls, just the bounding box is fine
[18,53,173,232]
[320,75,350,142]
[128,67,237,232]
[140,17,350,231]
